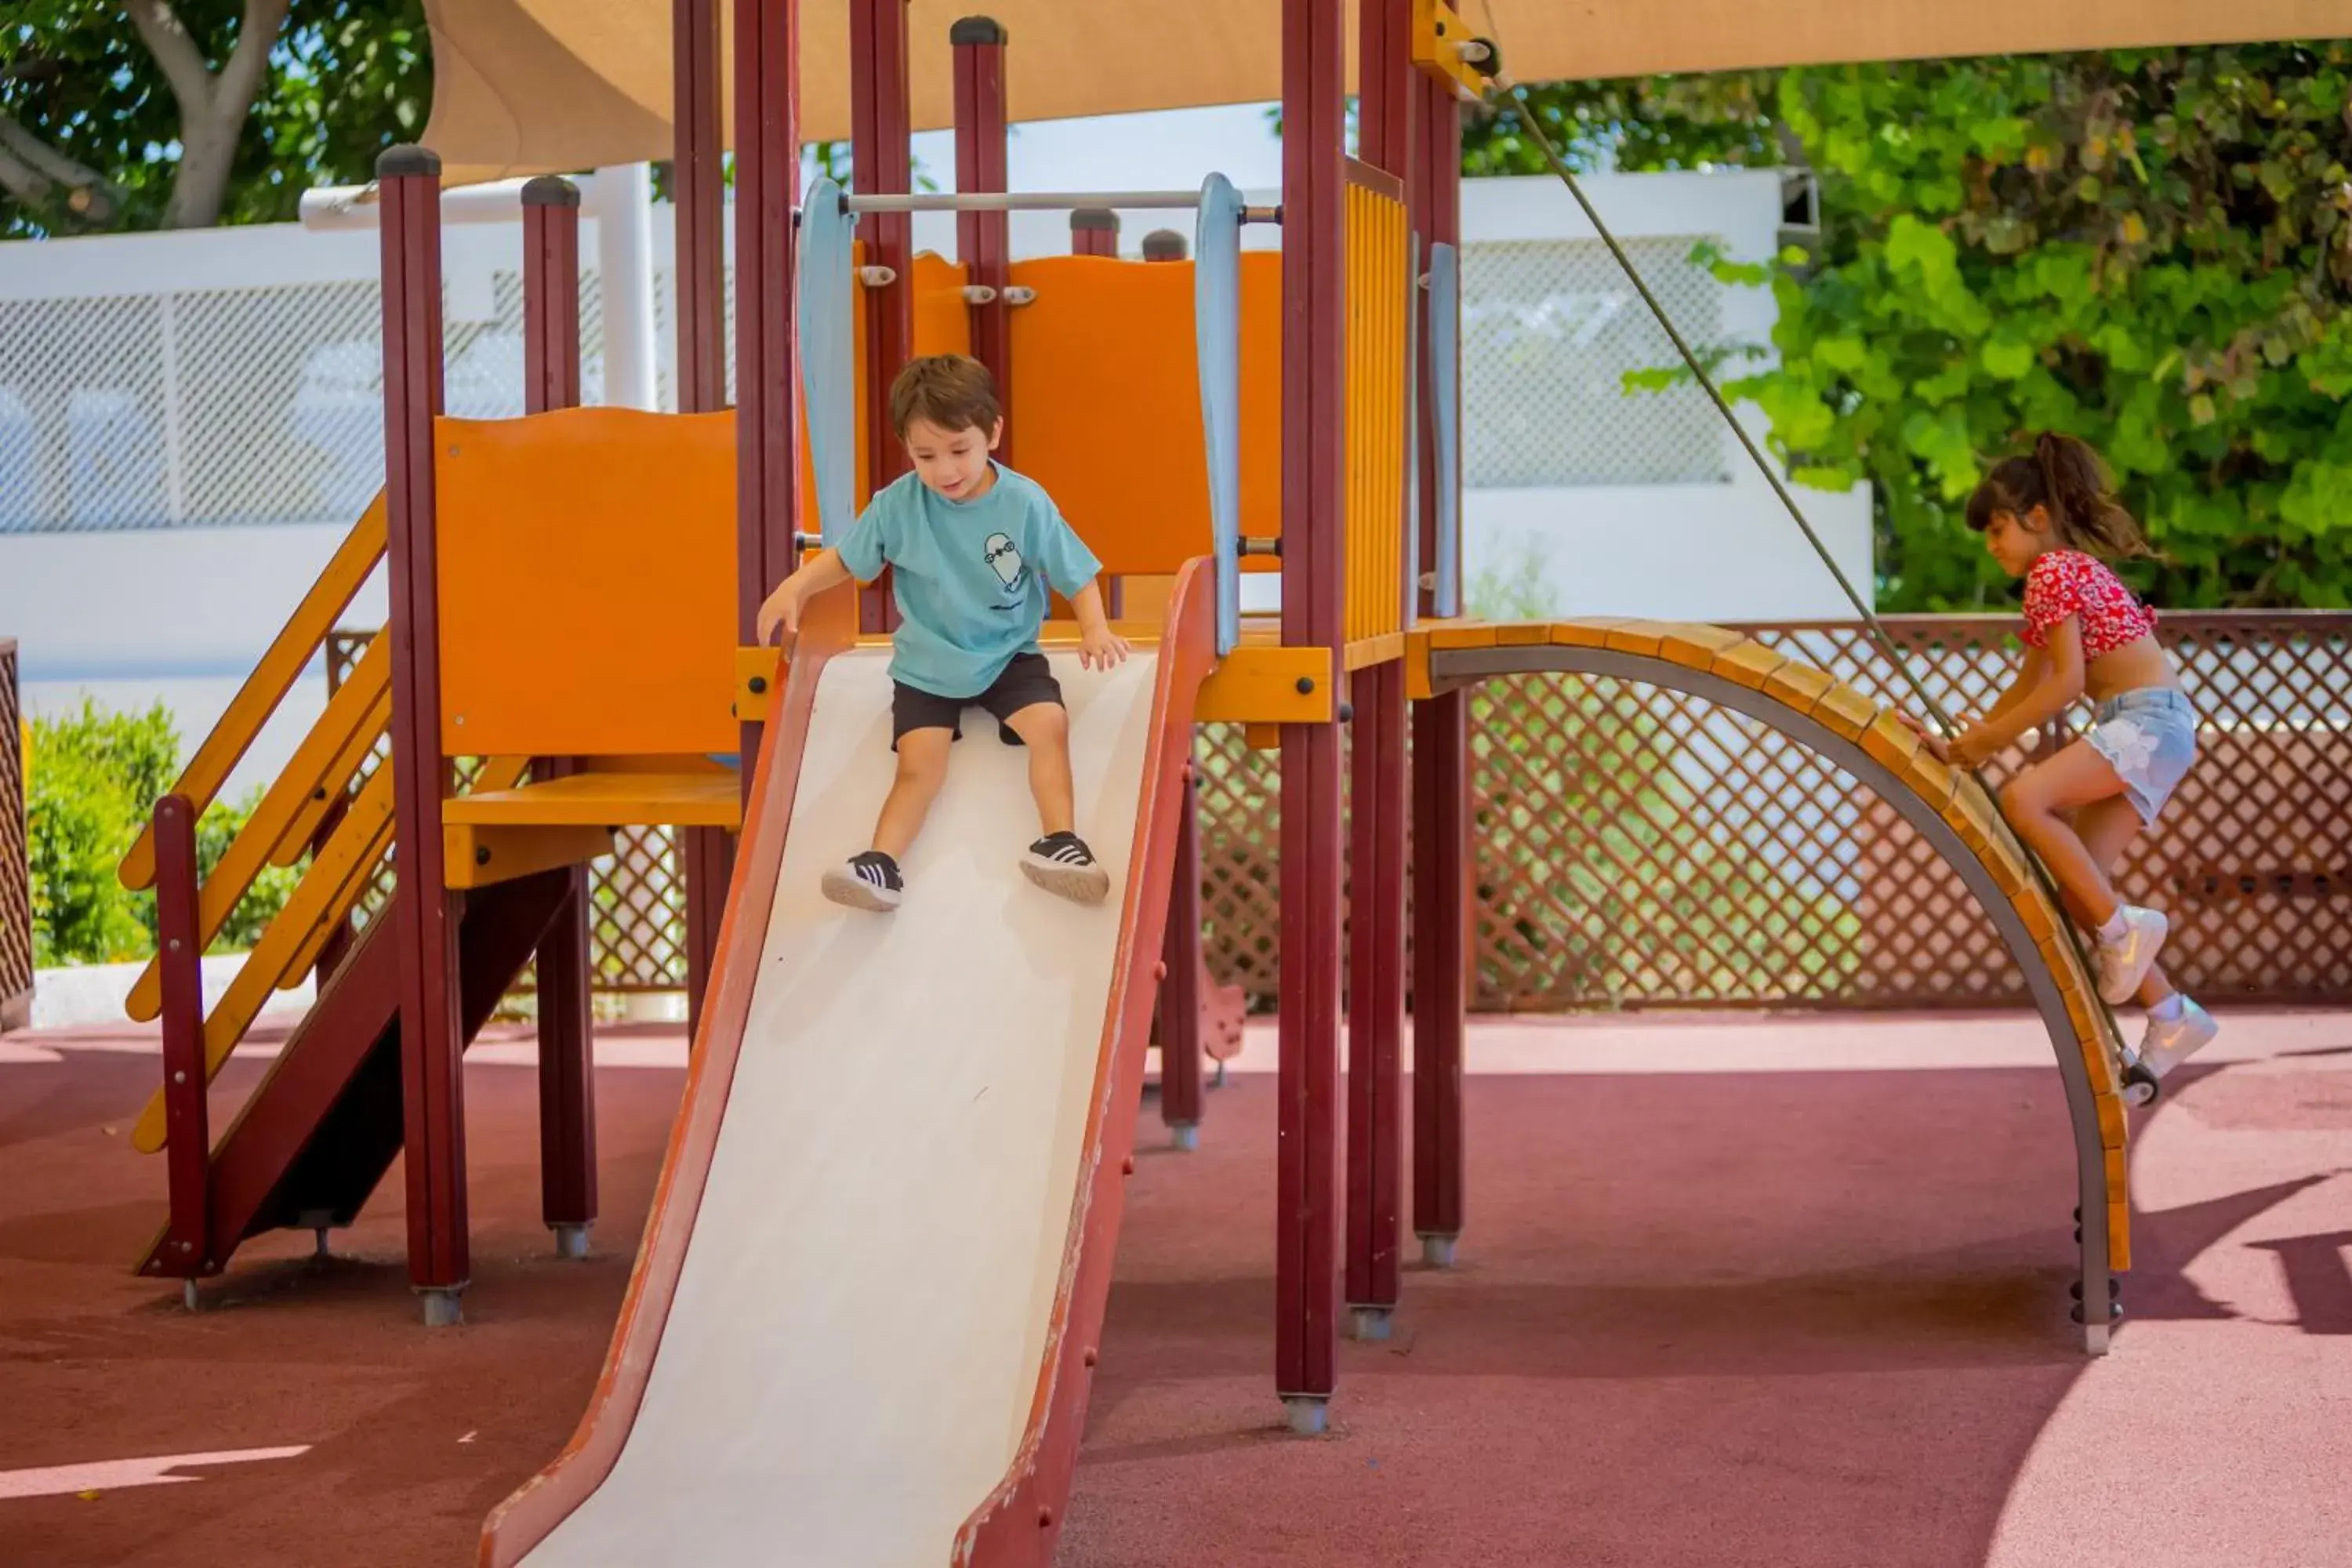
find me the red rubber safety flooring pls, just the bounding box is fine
[2,1010,2348,1568]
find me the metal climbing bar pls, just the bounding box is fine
[844,188,1278,216]
[1424,239,1463,619]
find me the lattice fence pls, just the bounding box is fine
[326,633,689,993]
[319,615,2351,1010]
[0,260,607,535]
[1199,613,2352,1011]
[2,638,31,1029]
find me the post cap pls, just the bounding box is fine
[949,16,1007,45]
[1142,229,1188,261]
[521,176,581,209]
[1071,208,1119,232]
[376,144,441,179]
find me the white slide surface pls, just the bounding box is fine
[521,642,1162,1566]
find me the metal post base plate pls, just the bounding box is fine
[553,1222,592,1260]
[418,1287,466,1328]
[1418,1233,1458,1269]
[1282,1396,1329,1436]
[1350,1306,1393,1342]
[1167,1123,1200,1152]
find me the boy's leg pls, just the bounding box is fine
[873,728,954,860]
[1002,698,1109,905]
[1002,700,1076,837]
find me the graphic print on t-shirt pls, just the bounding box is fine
[982,531,1027,608]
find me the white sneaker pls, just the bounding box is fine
[2139,998,2219,1081]
[2095,905,2169,1005]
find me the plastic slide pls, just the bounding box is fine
[481,571,1218,1566]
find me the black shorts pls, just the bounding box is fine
[891,652,1063,749]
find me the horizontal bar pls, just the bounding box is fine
[840,189,1279,220]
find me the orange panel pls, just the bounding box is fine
[1004,251,1283,578]
[435,407,739,758]
[912,252,973,358]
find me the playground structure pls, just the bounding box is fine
[99,0,2332,1562]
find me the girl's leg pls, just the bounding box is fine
[1998,741,2136,928]
[873,728,954,860]
[1002,702,1076,837]
[2070,796,2176,1008]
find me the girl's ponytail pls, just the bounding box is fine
[1967,432,2154,562]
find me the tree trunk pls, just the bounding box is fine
[164,108,244,229]
[126,0,292,230]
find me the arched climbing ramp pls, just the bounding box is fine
[1414,617,2133,1352]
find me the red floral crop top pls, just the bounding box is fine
[2020,550,2157,658]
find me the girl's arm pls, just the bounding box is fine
[1954,619,2084,764]
[1978,645,2049,726]
[755,548,852,644]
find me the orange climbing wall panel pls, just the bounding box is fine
[1003,250,1285,577]
[434,407,739,759]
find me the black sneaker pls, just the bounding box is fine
[1021,833,1111,906]
[822,850,902,912]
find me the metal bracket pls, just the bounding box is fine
[857,264,898,289]
[961,284,999,305]
[1003,285,1039,307]
[1411,0,1498,100]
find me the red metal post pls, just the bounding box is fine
[1159,760,1204,1145]
[376,144,468,1324]
[521,176,598,1257]
[852,0,915,634]
[1410,68,1469,1264]
[953,16,1011,459]
[153,793,212,1287]
[1071,209,1120,257]
[1276,0,1348,1433]
[672,0,727,416]
[1344,0,1414,1335]
[735,0,800,778]
[673,0,731,1044]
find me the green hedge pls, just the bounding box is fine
[26,699,300,967]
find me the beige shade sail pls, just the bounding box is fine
[422,0,2352,184]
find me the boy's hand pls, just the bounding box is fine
[1079,622,1131,672]
[756,581,800,646]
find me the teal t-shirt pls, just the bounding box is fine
[835,463,1104,699]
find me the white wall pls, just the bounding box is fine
[1454,172,1873,622]
[1468,482,1872,624]
[4,524,384,793]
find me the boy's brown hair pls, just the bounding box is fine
[888,354,1001,438]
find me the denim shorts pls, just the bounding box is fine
[2085,688,2198,824]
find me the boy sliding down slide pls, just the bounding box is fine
[756,354,1131,912]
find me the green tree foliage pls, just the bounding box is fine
[27,699,298,967]
[1,0,430,238]
[1469,45,2352,609]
